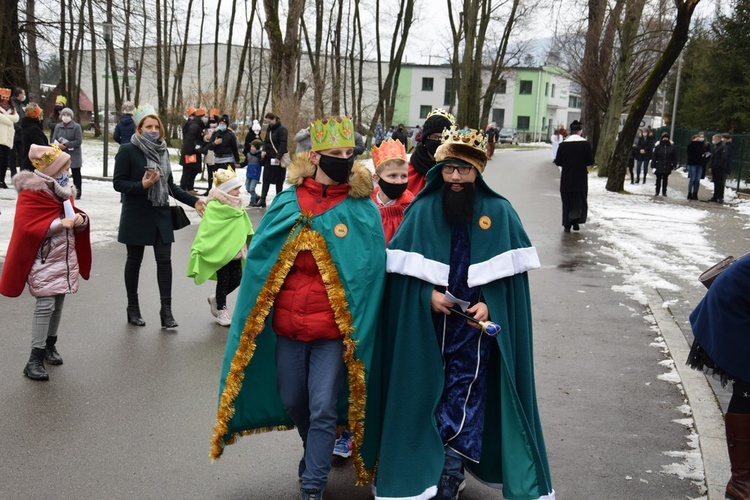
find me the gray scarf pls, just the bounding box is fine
[132,132,171,206]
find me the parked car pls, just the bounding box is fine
[498,127,519,144]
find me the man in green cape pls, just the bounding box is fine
[376,126,554,500]
[210,116,385,500]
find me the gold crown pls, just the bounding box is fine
[441,126,488,153]
[213,166,237,186]
[426,108,456,125]
[32,144,64,170]
[371,138,406,169]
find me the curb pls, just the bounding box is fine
[647,290,728,499]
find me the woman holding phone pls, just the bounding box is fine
[113,105,206,329]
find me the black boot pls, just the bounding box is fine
[23,348,49,381]
[45,336,63,365]
[127,305,146,326]
[253,196,266,208]
[160,298,178,329]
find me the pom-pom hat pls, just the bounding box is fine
[213,167,243,193]
[435,126,489,174]
[310,116,355,152]
[371,138,406,170]
[29,144,71,177]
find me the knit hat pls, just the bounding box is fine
[250,139,263,150]
[122,101,136,114]
[213,167,243,193]
[55,95,67,106]
[219,114,230,125]
[229,122,238,132]
[133,104,158,127]
[29,144,71,177]
[60,107,74,119]
[195,107,207,117]
[660,131,670,139]
[435,126,488,174]
[421,108,455,144]
[569,120,582,132]
[252,119,261,133]
[25,102,43,120]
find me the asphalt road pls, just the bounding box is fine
[0,148,724,499]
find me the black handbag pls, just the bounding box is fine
[170,205,190,230]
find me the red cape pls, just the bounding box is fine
[0,190,91,297]
[407,162,427,195]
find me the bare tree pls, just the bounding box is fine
[24,0,41,99]
[605,0,701,191]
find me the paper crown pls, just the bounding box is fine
[195,107,207,117]
[0,88,11,100]
[441,126,488,152]
[371,138,406,169]
[213,166,243,193]
[25,102,43,119]
[185,106,197,116]
[55,95,67,105]
[133,104,158,126]
[30,143,71,176]
[209,108,220,118]
[426,108,455,124]
[310,116,355,151]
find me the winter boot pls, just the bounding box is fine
[160,298,178,330]
[254,196,267,208]
[45,336,63,365]
[23,348,49,381]
[126,305,146,326]
[726,413,750,500]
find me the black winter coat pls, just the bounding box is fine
[205,129,240,164]
[180,117,204,165]
[20,116,49,170]
[686,141,707,166]
[554,136,594,193]
[263,120,289,184]
[113,142,199,246]
[652,140,677,174]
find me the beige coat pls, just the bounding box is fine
[0,107,20,148]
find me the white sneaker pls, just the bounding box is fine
[207,295,218,317]
[216,307,231,326]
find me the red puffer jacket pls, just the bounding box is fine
[272,177,349,341]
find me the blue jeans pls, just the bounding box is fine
[636,158,649,181]
[687,164,701,195]
[245,177,259,204]
[276,335,345,491]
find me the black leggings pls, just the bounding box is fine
[124,237,172,305]
[215,259,242,309]
[71,167,82,196]
[729,378,750,414]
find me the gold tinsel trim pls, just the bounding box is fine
[210,216,375,485]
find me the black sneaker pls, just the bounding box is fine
[300,486,322,500]
[435,475,461,500]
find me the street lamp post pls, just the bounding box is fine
[103,22,113,177]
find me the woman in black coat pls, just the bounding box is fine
[20,103,48,171]
[113,107,206,329]
[256,112,288,207]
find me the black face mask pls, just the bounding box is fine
[54,105,63,112]
[377,178,408,200]
[425,139,441,157]
[318,154,354,184]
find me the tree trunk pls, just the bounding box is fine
[330,0,344,115]
[596,0,646,176]
[222,0,238,111]
[0,0,25,87]
[25,0,41,100]
[605,0,701,192]
[87,0,100,136]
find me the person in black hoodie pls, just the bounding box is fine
[203,114,240,196]
[179,107,206,193]
[256,112,288,207]
[407,108,455,195]
[19,103,49,171]
[651,132,677,196]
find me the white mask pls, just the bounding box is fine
[61,115,72,124]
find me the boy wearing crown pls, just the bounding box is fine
[371,138,414,245]
[376,127,554,500]
[0,144,91,381]
[210,116,385,500]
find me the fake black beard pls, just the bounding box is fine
[441,182,475,226]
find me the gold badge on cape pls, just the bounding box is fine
[334,223,348,238]
[479,215,492,230]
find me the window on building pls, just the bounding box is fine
[542,117,547,129]
[517,116,530,130]
[422,77,434,91]
[444,78,453,106]
[492,109,505,127]
[519,80,532,95]
[545,82,549,96]
[551,84,556,97]
[419,105,432,119]
[568,95,581,109]
[495,79,507,94]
